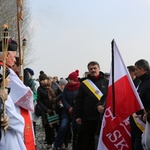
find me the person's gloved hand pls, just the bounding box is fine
[97,105,105,113]
[68,107,73,115]
[76,118,82,125]
[52,98,56,104]
[1,114,9,131]
[0,89,8,101]
[47,109,52,114]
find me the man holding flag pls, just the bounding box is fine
[74,61,108,150]
[97,40,144,150]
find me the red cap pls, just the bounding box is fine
[68,70,79,82]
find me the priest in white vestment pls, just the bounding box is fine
[0,66,26,150]
[0,40,35,150]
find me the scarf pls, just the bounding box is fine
[65,82,80,91]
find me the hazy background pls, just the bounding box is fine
[29,0,150,79]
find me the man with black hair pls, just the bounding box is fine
[127,65,141,88]
[132,59,150,150]
[74,61,108,150]
[127,65,141,150]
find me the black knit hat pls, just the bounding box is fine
[25,68,34,76]
[0,66,10,83]
[0,39,18,51]
[39,71,48,81]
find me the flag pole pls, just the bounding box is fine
[16,0,23,81]
[111,39,116,117]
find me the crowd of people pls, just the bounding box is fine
[0,39,150,150]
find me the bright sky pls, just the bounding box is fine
[29,0,150,79]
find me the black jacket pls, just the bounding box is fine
[130,71,150,141]
[37,86,53,125]
[138,71,150,113]
[74,71,108,121]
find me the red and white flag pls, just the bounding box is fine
[97,40,144,150]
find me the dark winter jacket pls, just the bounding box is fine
[62,87,79,119]
[130,70,150,143]
[37,86,53,125]
[138,70,150,113]
[74,71,108,121]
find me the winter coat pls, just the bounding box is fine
[37,86,53,125]
[74,71,108,121]
[61,87,79,119]
[138,70,150,113]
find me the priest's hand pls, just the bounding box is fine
[1,114,9,131]
[0,89,8,101]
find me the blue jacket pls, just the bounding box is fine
[61,87,79,119]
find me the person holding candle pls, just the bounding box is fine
[0,65,26,150]
[0,39,36,150]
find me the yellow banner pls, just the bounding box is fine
[132,113,145,132]
[83,79,103,100]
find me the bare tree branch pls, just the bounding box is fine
[0,0,35,67]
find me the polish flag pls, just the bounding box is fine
[97,40,144,150]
